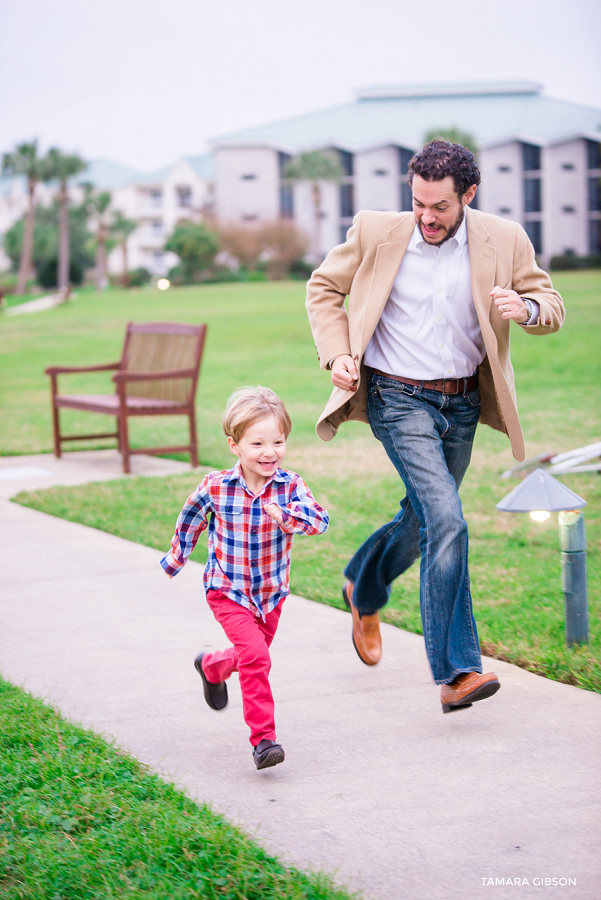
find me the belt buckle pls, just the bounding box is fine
[442,378,457,394]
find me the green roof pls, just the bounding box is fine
[76,159,142,189]
[211,82,601,152]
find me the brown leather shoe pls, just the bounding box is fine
[342,581,382,666]
[440,672,500,714]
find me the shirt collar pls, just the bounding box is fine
[411,212,468,256]
[226,460,290,491]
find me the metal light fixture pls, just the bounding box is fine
[496,468,588,646]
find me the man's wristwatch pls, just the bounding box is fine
[521,297,534,324]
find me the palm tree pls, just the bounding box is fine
[283,151,343,262]
[2,140,50,294]
[424,127,478,155]
[110,211,138,286]
[84,186,113,289]
[45,148,87,293]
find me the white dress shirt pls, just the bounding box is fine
[364,217,485,380]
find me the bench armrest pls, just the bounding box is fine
[45,362,121,376]
[112,368,195,384]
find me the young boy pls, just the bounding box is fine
[161,386,329,770]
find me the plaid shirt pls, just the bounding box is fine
[160,462,329,619]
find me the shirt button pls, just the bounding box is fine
[437,317,442,322]
[251,528,258,535]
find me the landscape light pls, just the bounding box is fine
[497,468,588,646]
[530,510,551,523]
[157,278,170,291]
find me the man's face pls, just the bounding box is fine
[412,174,477,245]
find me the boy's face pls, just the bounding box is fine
[227,414,286,489]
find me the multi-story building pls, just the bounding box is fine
[210,82,601,265]
[0,154,213,278]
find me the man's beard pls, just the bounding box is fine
[418,206,464,245]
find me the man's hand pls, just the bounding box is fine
[331,354,359,392]
[264,502,284,525]
[491,286,529,323]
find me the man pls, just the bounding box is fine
[306,140,564,713]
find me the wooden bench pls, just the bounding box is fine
[45,321,207,474]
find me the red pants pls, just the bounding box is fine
[202,590,284,746]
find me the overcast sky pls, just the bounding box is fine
[1,0,600,172]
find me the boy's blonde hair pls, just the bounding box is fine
[222,386,292,443]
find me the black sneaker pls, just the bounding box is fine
[253,739,285,770]
[194,653,228,710]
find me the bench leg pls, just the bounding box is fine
[51,403,62,458]
[117,409,131,474]
[189,406,199,468]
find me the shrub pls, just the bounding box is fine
[164,222,220,283]
[0,273,19,295]
[128,267,152,287]
[256,220,309,279]
[289,258,315,280]
[37,257,84,289]
[550,253,601,270]
[216,223,263,270]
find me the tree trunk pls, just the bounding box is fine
[58,180,70,292]
[121,240,129,287]
[16,178,37,295]
[311,181,322,263]
[95,224,108,290]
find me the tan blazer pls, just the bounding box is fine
[306,207,565,462]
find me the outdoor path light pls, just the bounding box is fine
[496,468,588,646]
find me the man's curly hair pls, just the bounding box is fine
[407,140,481,197]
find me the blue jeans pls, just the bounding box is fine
[345,372,482,684]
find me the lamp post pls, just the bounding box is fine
[496,468,588,646]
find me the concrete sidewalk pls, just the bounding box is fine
[0,459,600,899]
[0,449,192,499]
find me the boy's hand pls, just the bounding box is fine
[264,502,284,525]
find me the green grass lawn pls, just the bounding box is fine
[0,677,355,900]
[3,274,601,693]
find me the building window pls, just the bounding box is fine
[562,205,576,214]
[278,152,292,174]
[561,163,575,171]
[586,140,601,171]
[241,214,257,222]
[279,184,294,218]
[374,169,388,176]
[399,183,412,211]
[151,219,163,235]
[278,153,294,219]
[176,187,192,208]
[589,219,601,254]
[498,207,512,214]
[150,189,162,207]
[524,178,542,213]
[525,220,543,255]
[522,143,541,172]
[337,150,354,177]
[398,147,413,173]
[340,183,354,219]
[398,147,414,211]
[498,165,511,172]
[588,177,601,211]
[241,174,257,181]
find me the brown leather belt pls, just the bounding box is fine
[370,368,479,395]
